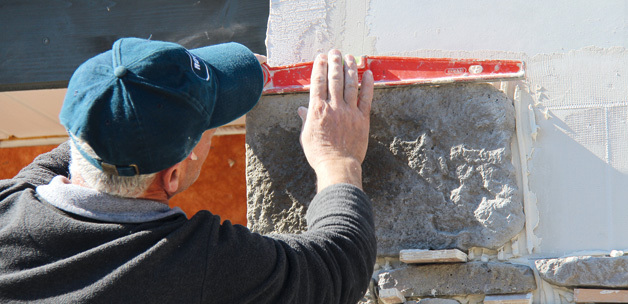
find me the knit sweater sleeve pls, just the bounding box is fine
[300,183,377,303]
[12,141,71,187]
[201,183,376,304]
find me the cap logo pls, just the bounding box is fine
[186,51,210,81]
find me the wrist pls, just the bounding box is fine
[313,158,363,192]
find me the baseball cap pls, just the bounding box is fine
[60,38,263,176]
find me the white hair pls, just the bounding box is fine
[69,139,157,198]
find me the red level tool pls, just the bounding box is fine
[261,56,524,95]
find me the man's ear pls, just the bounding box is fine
[161,163,181,198]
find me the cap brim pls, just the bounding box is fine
[190,43,264,129]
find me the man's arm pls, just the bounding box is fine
[11,141,71,187]
[200,50,376,304]
[297,49,374,192]
[289,49,376,301]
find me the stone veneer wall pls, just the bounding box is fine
[245,83,539,303]
[246,83,524,251]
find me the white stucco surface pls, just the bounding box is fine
[525,49,628,255]
[368,1,628,56]
[266,0,628,258]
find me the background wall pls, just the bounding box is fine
[0,135,248,226]
[266,0,628,257]
[1,0,270,226]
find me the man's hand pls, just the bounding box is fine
[298,49,374,192]
[254,54,267,65]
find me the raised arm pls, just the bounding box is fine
[207,64,378,298]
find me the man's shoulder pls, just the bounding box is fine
[0,177,37,204]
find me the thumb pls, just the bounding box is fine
[297,106,308,128]
[297,106,308,147]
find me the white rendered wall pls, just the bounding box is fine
[267,0,628,257]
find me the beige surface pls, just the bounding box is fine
[0,89,246,147]
[0,89,67,141]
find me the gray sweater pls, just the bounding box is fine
[0,142,376,303]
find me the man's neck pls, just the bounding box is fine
[70,172,170,205]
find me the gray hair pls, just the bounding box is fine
[69,139,157,198]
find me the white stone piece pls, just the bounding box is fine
[418,298,460,304]
[399,249,467,264]
[378,288,406,304]
[484,293,532,304]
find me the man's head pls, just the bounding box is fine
[61,38,263,197]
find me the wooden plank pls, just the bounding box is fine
[399,249,468,264]
[0,0,268,91]
[575,289,628,303]
[378,288,406,304]
[484,293,532,304]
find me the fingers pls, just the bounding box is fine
[327,49,344,106]
[310,53,328,106]
[344,54,359,108]
[297,106,308,147]
[358,70,374,114]
[254,54,267,65]
[310,49,368,112]
[297,106,308,128]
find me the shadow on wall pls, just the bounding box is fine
[246,83,526,256]
[525,95,628,255]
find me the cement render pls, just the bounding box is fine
[246,84,524,255]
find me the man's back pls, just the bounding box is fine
[0,142,376,303]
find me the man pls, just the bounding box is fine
[0,38,376,303]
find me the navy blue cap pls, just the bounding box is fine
[60,38,263,176]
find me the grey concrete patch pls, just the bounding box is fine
[377,262,536,297]
[535,255,628,288]
[246,84,523,254]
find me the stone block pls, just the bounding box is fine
[399,249,467,264]
[379,288,406,304]
[246,84,523,254]
[417,299,460,304]
[377,262,536,297]
[535,256,628,288]
[484,293,532,304]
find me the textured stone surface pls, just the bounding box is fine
[245,92,314,234]
[535,255,628,288]
[377,262,536,297]
[246,84,523,254]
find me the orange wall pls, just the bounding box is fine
[169,134,248,225]
[0,144,59,178]
[0,135,247,225]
